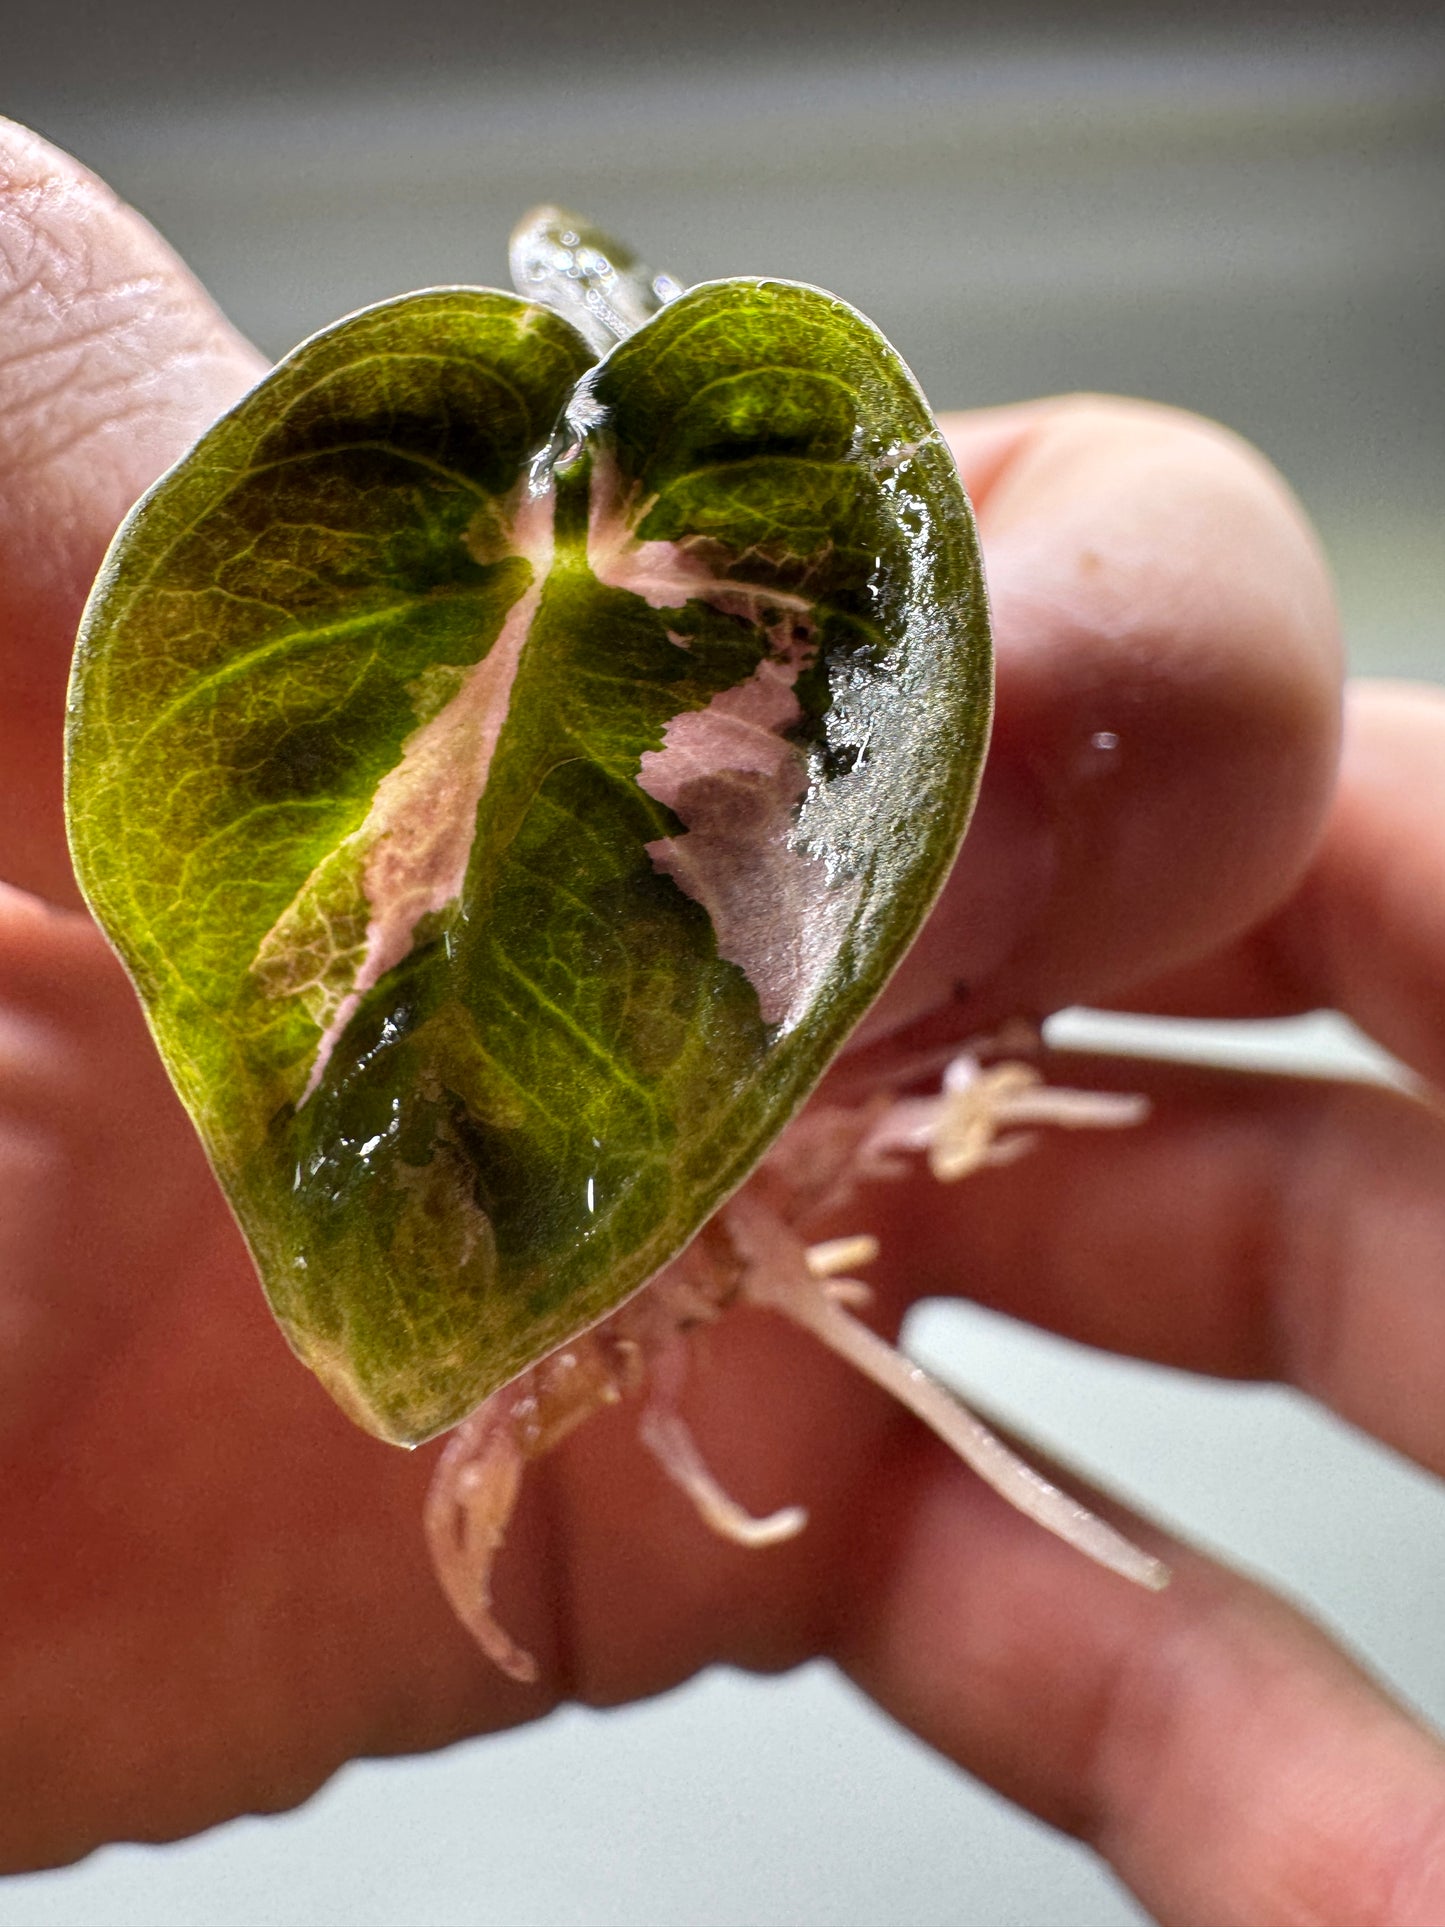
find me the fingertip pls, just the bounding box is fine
[936,395,1344,1019]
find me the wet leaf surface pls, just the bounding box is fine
[67,267,990,1443]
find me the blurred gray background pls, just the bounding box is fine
[3,4,1443,1923]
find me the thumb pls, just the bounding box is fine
[0,120,266,904]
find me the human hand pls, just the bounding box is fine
[3,121,1443,1922]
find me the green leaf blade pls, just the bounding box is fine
[68,270,991,1445]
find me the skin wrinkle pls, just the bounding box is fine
[0,138,258,469]
[1264,1078,1355,1419]
[22,401,165,473]
[1179,1075,1315,1389]
[0,123,264,906]
[2,255,193,469]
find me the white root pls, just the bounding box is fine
[635,1317,808,1545]
[639,1404,808,1547]
[736,1200,1168,1592]
[864,1054,1150,1183]
[790,1288,1170,1590]
[805,1234,881,1281]
[424,1412,539,1684]
[734,1050,1169,1592]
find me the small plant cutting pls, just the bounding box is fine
[66,210,1164,1681]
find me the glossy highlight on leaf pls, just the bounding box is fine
[66,242,992,1445]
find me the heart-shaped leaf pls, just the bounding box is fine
[66,256,991,1444]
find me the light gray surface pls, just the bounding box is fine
[3,19,1443,1927]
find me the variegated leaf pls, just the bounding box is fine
[66,268,991,1443]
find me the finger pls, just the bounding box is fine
[1119,681,1445,1091]
[541,1285,1445,1924]
[0,880,214,1440]
[835,1423,1445,1927]
[0,120,266,904]
[859,398,1343,1043]
[850,1052,1445,1479]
